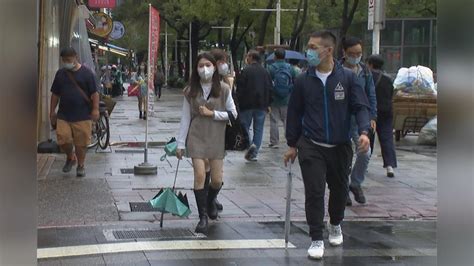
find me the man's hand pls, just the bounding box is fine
[199,105,214,117]
[50,112,57,129]
[358,134,370,154]
[284,147,298,167]
[91,109,100,122]
[176,149,185,160]
[370,120,377,132]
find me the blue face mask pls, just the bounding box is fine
[306,49,322,67]
[63,63,75,70]
[346,56,362,66]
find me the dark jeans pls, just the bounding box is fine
[376,111,397,168]
[297,137,353,241]
[155,84,162,98]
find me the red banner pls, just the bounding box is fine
[146,5,160,114]
[88,0,116,8]
[148,6,160,92]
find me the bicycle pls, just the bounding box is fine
[88,101,110,150]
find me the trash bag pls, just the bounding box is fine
[393,66,436,95]
[417,116,437,145]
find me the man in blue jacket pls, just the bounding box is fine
[341,36,378,206]
[284,31,370,259]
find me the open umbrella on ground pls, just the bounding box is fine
[150,160,191,228]
[266,50,307,62]
[284,164,293,249]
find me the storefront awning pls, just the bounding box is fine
[89,38,129,57]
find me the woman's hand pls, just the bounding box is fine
[199,105,214,117]
[176,149,185,160]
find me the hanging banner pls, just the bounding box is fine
[88,0,116,8]
[147,5,160,115]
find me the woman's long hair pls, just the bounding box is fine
[188,52,221,99]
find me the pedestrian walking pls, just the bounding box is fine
[267,48,297,148]
[284,31,371,260]
[236,49,272,161]
[367,54,397,177]
[176,52,237,234]
[289,59,303,76]
[132,63,148,120]
[49,47,100,177]
[154,66,165,99]
[341,36,377,206]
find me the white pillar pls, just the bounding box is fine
[372,22,380,54]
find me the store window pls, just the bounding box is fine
[404,20,431,46]
[403,47,430,67]
[381,20,402,46]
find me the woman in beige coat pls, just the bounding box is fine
[176,52,237,234]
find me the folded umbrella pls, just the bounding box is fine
[284,164,293,249]
[150,160,191,228]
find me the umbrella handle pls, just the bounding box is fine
[172,160,180,191]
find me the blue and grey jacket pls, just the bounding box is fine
[340,59,377,120]
[286,61,371,147]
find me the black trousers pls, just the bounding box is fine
[297,137,353,240]
[376,110,397,168]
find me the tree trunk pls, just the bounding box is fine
[337,0,360,58]
[257,0,276,46]
[289,0,308,50]
[230,16,254,76]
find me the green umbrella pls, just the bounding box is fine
[150,160,191,227]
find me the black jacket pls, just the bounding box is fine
[236,63,272,111]
[371,70,394,113]
[286,61,371,147]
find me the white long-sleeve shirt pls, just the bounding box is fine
[177,82,237,149]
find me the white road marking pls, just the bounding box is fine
[37,239,296,259]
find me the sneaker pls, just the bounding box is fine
[268,143,279,149]
[76,166,86,177]
[62,159,76,173]
[245,144,257,161]
[346,196,353,206]
[386,166,395,178]
[249,154,258,161]
[307,240,324,259]
[349,185,366,204]
[328,224,343,246]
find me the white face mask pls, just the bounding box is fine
[198,66,215,81]
[218,63,229,75]
[63,62,75,70]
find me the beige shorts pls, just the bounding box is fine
[56,119,92,147]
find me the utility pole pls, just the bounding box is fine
[368,0,386,54]
[189,21,192,79]
[250,0,299,45]
[164,22,168,84]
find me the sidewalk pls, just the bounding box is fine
[38,86,437,227]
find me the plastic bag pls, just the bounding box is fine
[417,117,437,145]
[393,66,436,95]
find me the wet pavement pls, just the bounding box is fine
[38,220,436,265]
[37,87,437,264]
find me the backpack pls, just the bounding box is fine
[272,64,293,99]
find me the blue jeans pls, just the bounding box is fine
[350,116,371,187]
[239,109,266,154]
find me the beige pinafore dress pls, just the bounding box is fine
[184,82,231,160]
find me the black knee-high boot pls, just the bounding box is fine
[193,189,208,234]
[207,183,222,220]
[205,171,223,211]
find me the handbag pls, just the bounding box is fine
[127,84,140,97]
[225,111,250,151]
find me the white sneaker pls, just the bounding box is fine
[307,240,324,259]
[328,224,343,246]
[386,166,395,178]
